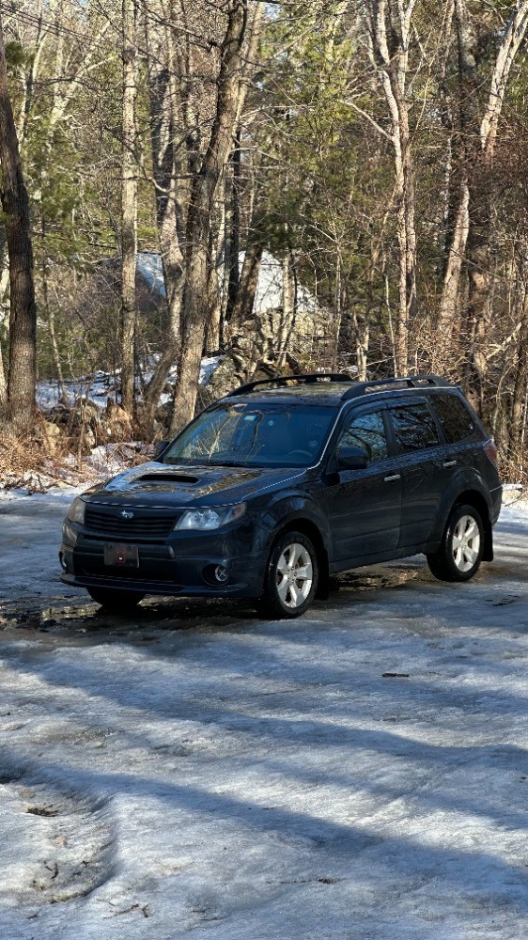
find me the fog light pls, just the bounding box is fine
[215,565,229,583]
[59,551,68,572]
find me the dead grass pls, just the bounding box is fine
[0,427,47,481]
[0,416,154,492]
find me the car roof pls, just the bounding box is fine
[225,384,353,405]
[222,374,457,407]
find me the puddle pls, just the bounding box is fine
[0,563,429,643]
[0,591,263,645]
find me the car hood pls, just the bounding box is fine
[83,461,307,508]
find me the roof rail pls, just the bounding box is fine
[342,374,453,400]
[227,373,353,397]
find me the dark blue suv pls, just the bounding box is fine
[60,374,502,618]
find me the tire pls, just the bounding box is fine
[259,531,319,619]
[87,587,145,610]
[427,503,484,582]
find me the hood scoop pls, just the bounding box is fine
[136,472,199,485]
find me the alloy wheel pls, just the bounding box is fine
[275,542,314,609]
[451,514,481,573]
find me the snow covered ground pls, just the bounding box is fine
[36,357,222,412]
[1,494,528,938]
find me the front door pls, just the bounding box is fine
[326,407,402,565]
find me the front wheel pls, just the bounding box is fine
[259,531,319,619]
[87,587,145,611]
[427,504,484,582]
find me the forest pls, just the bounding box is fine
[0,0,528,477]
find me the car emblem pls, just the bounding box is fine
[121,510,134,520]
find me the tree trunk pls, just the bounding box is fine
[170,0,263,435]
[41,221,67,404]
[121,0,139,416]
[366,0,418,375]
[230,241,264,332]
[140,6,185,434]
[434,182,470,371]
[0,11,37,426]
[509,242,528,458]
[276,249,297,373]
[0,341,6,408]
[227,131,241,320]
[454,0,528,409]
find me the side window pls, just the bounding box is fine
[431,393,478,444]
[337,411,388,463]
[389,403,440,452]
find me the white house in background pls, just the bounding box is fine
[136,250,319,316]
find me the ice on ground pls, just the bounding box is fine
[0,504,527,937]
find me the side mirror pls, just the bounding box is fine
[154,439,170,460]
[337,445,368,472]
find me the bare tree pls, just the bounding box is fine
[140,0,186,433]
[466,0,528,410]
[0,340,6,407]
[170,0,264,434]
[0,10,36,426]
[436,0,528,399]
[121,0,139,415]
[365,0,418,375]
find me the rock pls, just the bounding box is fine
[40,420,63,456]
[106,400,133,441]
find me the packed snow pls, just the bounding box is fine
[0,491,528,937]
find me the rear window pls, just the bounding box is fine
[431,393,478,444]
[389,403,440,452]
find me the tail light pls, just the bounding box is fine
[484,440,498,467]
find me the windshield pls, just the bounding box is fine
[161,402,337,468]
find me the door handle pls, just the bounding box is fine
[384,474,401,483]
[443,460,457,468]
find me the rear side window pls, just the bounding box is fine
[389,403,440,452]
[430,393,478,443]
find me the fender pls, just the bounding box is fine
[428,467,492,548]
[250,491,332,558]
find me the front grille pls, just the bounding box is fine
[80,565,178,584]
[85,506,176,541]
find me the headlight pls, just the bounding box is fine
[174,504,246,531]
[67,497,86,525]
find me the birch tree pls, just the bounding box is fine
[365,0,418,375]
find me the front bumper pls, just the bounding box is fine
[60,530,265,599]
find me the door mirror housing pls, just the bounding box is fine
[154,439,170,460]
[337,446,368,472]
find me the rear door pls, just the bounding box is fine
[385,399,445,549]
[325,406,402,564]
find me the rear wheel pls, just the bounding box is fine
[427,503,484,582]
[87,587,145,611]
[259,531,319,619]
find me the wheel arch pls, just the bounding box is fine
[451,490,493,561]
[270,518,331,600]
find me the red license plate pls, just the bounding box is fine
[104,544,139,567]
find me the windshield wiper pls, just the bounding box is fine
[208,459,248,468]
